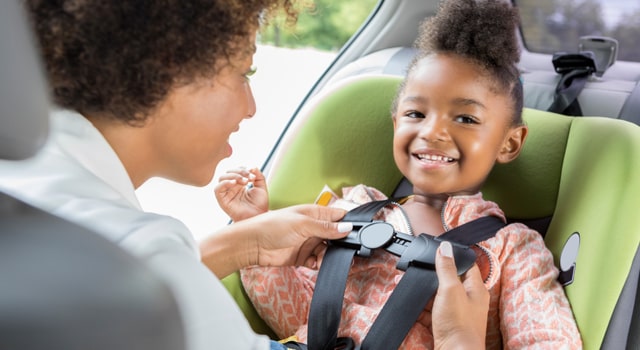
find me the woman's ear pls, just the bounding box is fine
[497,125,528,164]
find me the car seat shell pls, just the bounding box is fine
[225,74,640,349]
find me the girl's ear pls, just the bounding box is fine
[497,125,528,164]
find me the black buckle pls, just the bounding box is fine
[330,221,412,257]
[331,222,477,275]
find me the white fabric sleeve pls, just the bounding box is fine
[129,235,271,350]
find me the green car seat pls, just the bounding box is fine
[223,74,640,349]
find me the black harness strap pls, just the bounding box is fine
[307,200,394,350]
[342,199,395,222]
[440,215,509,245]
[307,246,357,350]
[307,200,506,350]
[360,266,438,350]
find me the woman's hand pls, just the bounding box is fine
[246,204,352,269]
[214,167,268,222]
[432,241,489,350]
[200,204,352,278]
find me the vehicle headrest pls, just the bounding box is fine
[0,0,50,161]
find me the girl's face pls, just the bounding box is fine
[393,53,527,199]
[146,48,257,187]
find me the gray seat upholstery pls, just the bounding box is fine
[0,194,187,350]
[0,1,186,349]
[326,46,640,124]
[520,68,639,119]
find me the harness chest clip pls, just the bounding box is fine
[396,235,477,275]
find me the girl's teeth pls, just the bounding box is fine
[418,154,454,162]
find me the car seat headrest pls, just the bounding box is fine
[0,0,50,161]
[483,109,571,220]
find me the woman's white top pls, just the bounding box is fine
[0,110,269,350]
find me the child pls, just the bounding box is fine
[215,0,582,348]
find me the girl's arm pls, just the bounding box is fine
[498,226,582,349]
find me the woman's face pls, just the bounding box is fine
[392,53,526,199]
[146,49,257,186]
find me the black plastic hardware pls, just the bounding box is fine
[332,221,477,275]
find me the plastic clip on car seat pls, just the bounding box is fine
[335,220,476,273]
[304,199,505,350]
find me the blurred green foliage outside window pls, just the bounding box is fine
[259,0,379,51]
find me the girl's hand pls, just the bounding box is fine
[214,167,268,221]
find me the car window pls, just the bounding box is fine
[136,0,379,241]
[516,0,640,62]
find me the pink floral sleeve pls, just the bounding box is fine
[495,224,582,348]
[240,265,318,339]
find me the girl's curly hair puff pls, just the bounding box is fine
[399,0,523,124]
[25,0,296,125]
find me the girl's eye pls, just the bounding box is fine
[405,111,425,119]
[455,115,477,124]
[244,66,257,81]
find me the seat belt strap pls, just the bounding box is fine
[341,199,394,222]
[307,200,395,350]
[439,215,507,245]
[307,246,357,350]
[547,68,590,116]
[360,267,438,350]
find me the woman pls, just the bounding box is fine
[0,1,487,349]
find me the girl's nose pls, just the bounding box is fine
[419,115,448,141]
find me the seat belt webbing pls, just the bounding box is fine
[307,246,357,350]
[307,199,398,350]
[548,68,591,116]
[439,215,507,245]
[360,267,438,349]
[341,199,394,222]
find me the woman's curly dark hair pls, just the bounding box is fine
[25,0,296,124]
[397,0,523,124]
